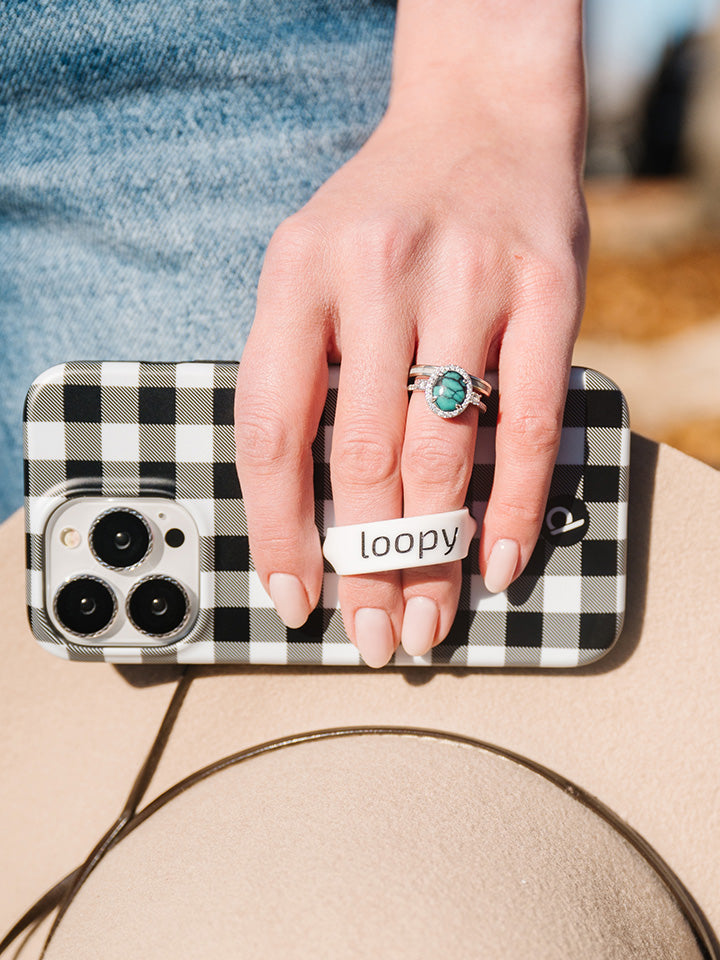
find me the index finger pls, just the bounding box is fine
[234,229,330,627]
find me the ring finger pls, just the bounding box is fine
[400,322,495,656]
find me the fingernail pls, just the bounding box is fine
[355,608,395,668]
[484,539,520,594]
[401,597,439,657]
[268,573,310,628]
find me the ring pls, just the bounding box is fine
[407,364,491,419]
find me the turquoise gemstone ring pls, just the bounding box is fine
[407,364,491,419]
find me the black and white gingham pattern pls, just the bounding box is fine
[24,363,629,667]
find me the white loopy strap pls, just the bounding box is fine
[322,507,477,575]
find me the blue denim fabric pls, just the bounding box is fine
[0,0,395,521]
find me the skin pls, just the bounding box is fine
[235,0,589,667]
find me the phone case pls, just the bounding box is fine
[24,362,629,667]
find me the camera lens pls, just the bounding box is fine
[54,576,117,637]
[127,576,190,638]
[90,509,152,569]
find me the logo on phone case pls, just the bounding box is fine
[541,496,589,546]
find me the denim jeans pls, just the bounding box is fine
[0,0,395,521]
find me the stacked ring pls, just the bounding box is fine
[407,364,492,419]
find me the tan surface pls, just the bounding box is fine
[1,434,719,953]
[47,735,701,959]
[584,180,706,260]
[582,179,720,468]
[0,536,181,937]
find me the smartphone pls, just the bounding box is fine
[24,362,629,667]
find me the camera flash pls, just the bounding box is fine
[60,527,81,549]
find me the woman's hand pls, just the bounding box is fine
[235,0,588,667]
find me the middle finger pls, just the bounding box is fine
[400,300,497,656]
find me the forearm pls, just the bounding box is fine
[388,0,586,164]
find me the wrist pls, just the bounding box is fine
[387,0,586,163]
[381,86,586,177]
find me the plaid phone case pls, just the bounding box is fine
[24,362,629,667]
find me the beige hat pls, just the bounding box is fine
[1,435,719,957]
[43,731,712,959]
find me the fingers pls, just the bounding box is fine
[399,337,492,658]
[396,229,503,657]
[330,286,415,668]
[239,205,581,672]
[235,220,329,628]
[480,306,576,592]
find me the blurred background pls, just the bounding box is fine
[581,0,720,466]
[2,0,718,522]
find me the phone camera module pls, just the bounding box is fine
[90,508,152,570]
[54,576,118,637]
[127,576,190,638]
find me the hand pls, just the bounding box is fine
[235,0,588,667]
[234,88,588,667]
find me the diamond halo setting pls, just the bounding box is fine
[424,365,474,419]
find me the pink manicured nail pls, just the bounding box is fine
[401,596,439,657]
[484,539,520,594]
[355,608,395,668]
[268,573,310,628]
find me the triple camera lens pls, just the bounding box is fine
[54,576,117,637]
[53,507,191,641]
[90,508,151,569]
[127,577,190,637]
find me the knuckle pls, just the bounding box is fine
[572,213,591,264]
[250,528,296,552]
[402,434,471,494]
[503,409,559,458]
[235,407,297,472]
[441,229,497,286]
[331,430,399,488]
[252,530,304,560]
[248,528,311,577]
[263,215,322,282]
[491,491,545,529]
[518,252,579,305]
[353,214,420,279]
